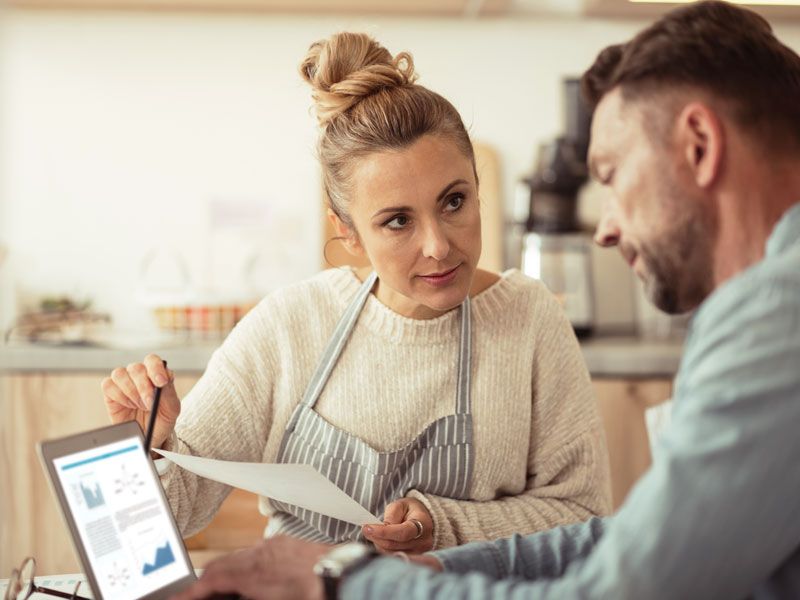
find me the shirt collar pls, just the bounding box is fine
[766,201,800,258]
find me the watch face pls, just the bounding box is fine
[314,543,373,579]
[329,543,373,563]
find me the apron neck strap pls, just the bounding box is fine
[456,297,471,415]
[300,270,377,409]
[300,270,472,416]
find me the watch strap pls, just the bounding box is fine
[321,573,338,600]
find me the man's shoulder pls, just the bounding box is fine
[678,242,800,400]
[693,243,800,335]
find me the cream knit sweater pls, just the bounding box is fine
[161,267,611,549]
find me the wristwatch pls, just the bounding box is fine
[313,542,379,600]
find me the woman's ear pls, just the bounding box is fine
[327,208,365,257]
[676,101,724,189]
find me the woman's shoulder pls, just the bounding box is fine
[217,269,355,355]
[468,268,569,336]
[472,268,559,309]
[253,268,358,313]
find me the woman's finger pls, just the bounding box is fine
[101,376,138,410]
[371,537,417,553]
[382,499,407,525]
[364,521,418,543]
[127,362,155,409]
[110,366,144,409]
[143,354,170,387]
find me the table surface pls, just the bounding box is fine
[0,559,220,599]
[0,573,91,599]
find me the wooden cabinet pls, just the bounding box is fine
[0,372,267,576]
[593,378,672,509]
[0,371,669,576]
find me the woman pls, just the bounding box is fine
[101,32,611,554]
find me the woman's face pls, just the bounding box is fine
[341,134,481,319]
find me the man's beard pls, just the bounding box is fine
[638,208,716,315]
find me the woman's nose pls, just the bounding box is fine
[420,222,450,261]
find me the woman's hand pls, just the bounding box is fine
[101,353,181,450]
[362,497,434,554]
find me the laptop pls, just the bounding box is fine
[38,421,196,600]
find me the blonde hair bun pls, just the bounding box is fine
[300,32,417,126]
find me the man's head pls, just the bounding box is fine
[582,0,800,314]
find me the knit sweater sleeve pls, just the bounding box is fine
[408,288,612,549]
[158,303,278,537]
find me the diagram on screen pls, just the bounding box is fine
[137,540,176,575]
[78,479,105,509]
[106,562,131,588]
[114,464,146,496]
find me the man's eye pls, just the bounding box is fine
[385,215,409,230]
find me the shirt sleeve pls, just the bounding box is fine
[343,518,606,600]
[159,306,278,537]
[344,280,800,599]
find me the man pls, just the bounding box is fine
[175,1,800,598]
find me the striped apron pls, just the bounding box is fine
[267,271,475,543]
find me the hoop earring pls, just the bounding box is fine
[323,236,349,268]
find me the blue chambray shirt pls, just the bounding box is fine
[343,202,800,599]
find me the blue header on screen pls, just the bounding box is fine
[61,444,139,470]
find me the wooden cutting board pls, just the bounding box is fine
[320,141,504,273]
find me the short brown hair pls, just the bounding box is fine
[300,32,475,230]
[581,0,800,151]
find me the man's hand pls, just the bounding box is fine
[170,536,330,600]
[405,553,444,572]
[362,497,434,554]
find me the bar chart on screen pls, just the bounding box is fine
[80,480,106,509]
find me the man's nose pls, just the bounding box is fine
[594,211,621,248]
[420,221,450,261]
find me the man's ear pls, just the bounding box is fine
[676,101,723,189]
[327,208,365,257]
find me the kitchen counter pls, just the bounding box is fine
[0,335,684,377]
[580,335,683,378]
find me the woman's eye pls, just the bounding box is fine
[384,215,409,230]
[445,194,465,212]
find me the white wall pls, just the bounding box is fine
[2,10,800,331]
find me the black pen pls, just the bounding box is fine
[144,359,168,455]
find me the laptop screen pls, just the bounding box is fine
[52,436,192,600]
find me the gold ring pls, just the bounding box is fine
[410,518,424,540]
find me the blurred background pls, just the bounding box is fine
[3,0,798,341]
[3,0,800,578]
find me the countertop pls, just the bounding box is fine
[578,335,683,378]
[0,335,684,378]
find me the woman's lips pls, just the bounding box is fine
[418,264,460,287]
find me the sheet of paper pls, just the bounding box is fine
[155,450,381,526]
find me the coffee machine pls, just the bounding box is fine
[519,78,595,337]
